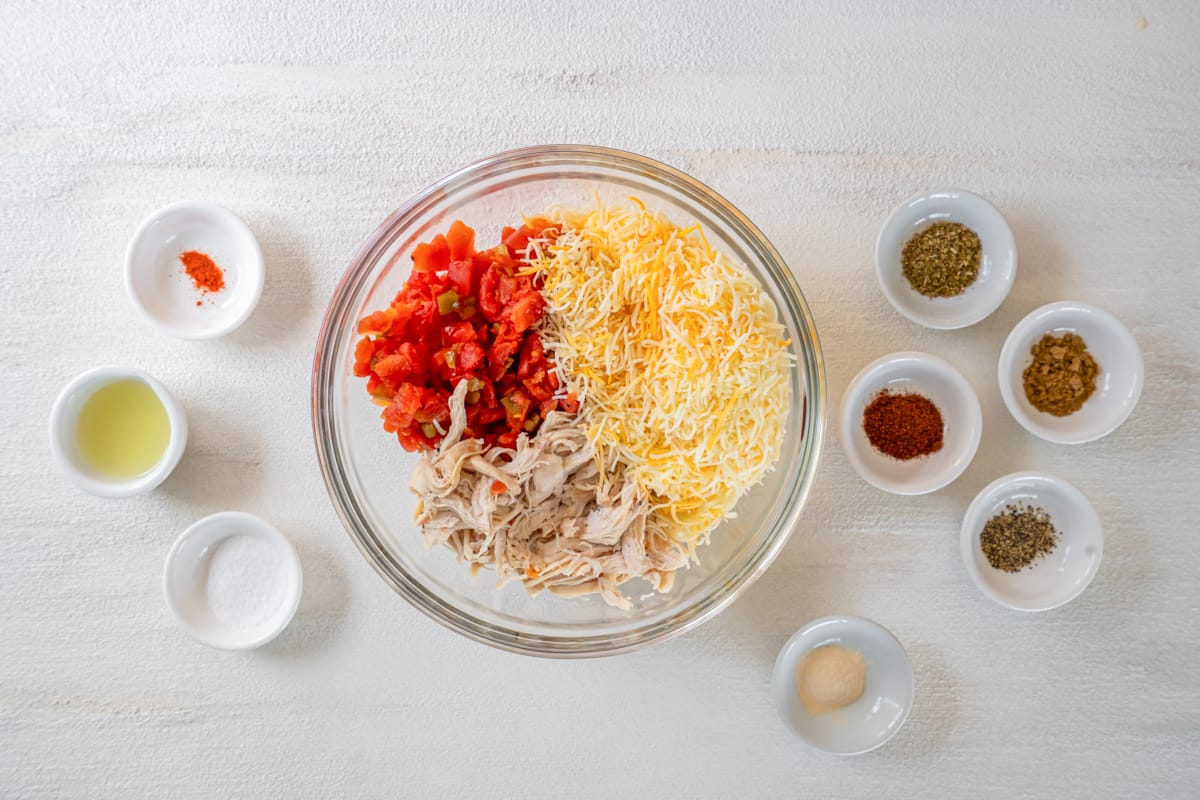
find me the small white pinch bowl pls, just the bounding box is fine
[876,189,1017,329]
[771,615,914,755]
[841,352,982,495]
[163,511,303,650]
[998,301,1143,444]
[125,201,264,339]
[961,471,1103,612]
[48,365,188,498]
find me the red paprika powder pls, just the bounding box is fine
[862,390,944,460]
[180,250,225,295]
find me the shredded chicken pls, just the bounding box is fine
[410,382,688,609]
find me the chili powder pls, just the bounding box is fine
[862,390,944,460]
[180,250,225,295]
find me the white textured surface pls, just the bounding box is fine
[4,1,1199,797]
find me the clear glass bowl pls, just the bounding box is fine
[312,145,825,657]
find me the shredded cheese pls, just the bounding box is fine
[528,202,792,552]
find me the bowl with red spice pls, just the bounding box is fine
[998,301,1143,445]
[840,351,982,495]
[124,200,265,339]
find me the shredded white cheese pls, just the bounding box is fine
[527,201,792,552]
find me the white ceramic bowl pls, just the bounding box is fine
[875,189,1017,329]
[163,511,303,650]
[125,201,264,339]
[48,365,188,498]
[772,615,914,755]
[998,301,1143,444]
[840,352,982,495]
[961,471,1103,611]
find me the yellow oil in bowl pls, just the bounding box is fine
[76,379,171,478]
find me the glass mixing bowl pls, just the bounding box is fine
[312,145,825,657]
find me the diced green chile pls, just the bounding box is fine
[436,290,459,315]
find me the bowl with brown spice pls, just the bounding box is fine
[840,351,982,495]
[961,471,1103,611]
[998,301,1143,444]
[875,189,1017,330]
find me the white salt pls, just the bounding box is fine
[204,534,287,629]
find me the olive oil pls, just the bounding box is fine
[76,380,170,478]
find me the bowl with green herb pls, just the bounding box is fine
[875,189,1017,329]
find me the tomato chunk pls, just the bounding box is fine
[508,291,544,334]
[447,259,478,297]
[445,220,476,261]
[412,235,450,273]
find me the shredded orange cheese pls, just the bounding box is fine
[528,202,791,551]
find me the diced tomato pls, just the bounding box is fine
[374,353,414,388]
[478,265,504,322]
[495,372,517,395]
[354,219,575,452]
[517,333,545,381]
[441,320,477,346]
[508,291,544,334]
[516,334,556,400]
[456,341,485,372]
[500,388,533,427]
[477,379,497,408]
[405,299,439,339]
[380,392,411,433]
[358,308,396,336]
[502,225,530,253]
[487,327,522,381]
[412,234,450,273]
[353,338,376,377]
[501,217,554,255]
[465,410,498,433]
[445,220,476,261]
[447,258,479,297]
[526,371,555,402]
[497,272,517,308]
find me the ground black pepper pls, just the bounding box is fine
[979,504,1059,572]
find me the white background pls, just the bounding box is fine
[4,1,1199,797]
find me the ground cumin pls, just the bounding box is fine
[1022,333,1099,416]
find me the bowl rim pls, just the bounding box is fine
[997,300,1144,444]
[959,470,1104,612]
[873,188,1017,330]
[310,144,826,657]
